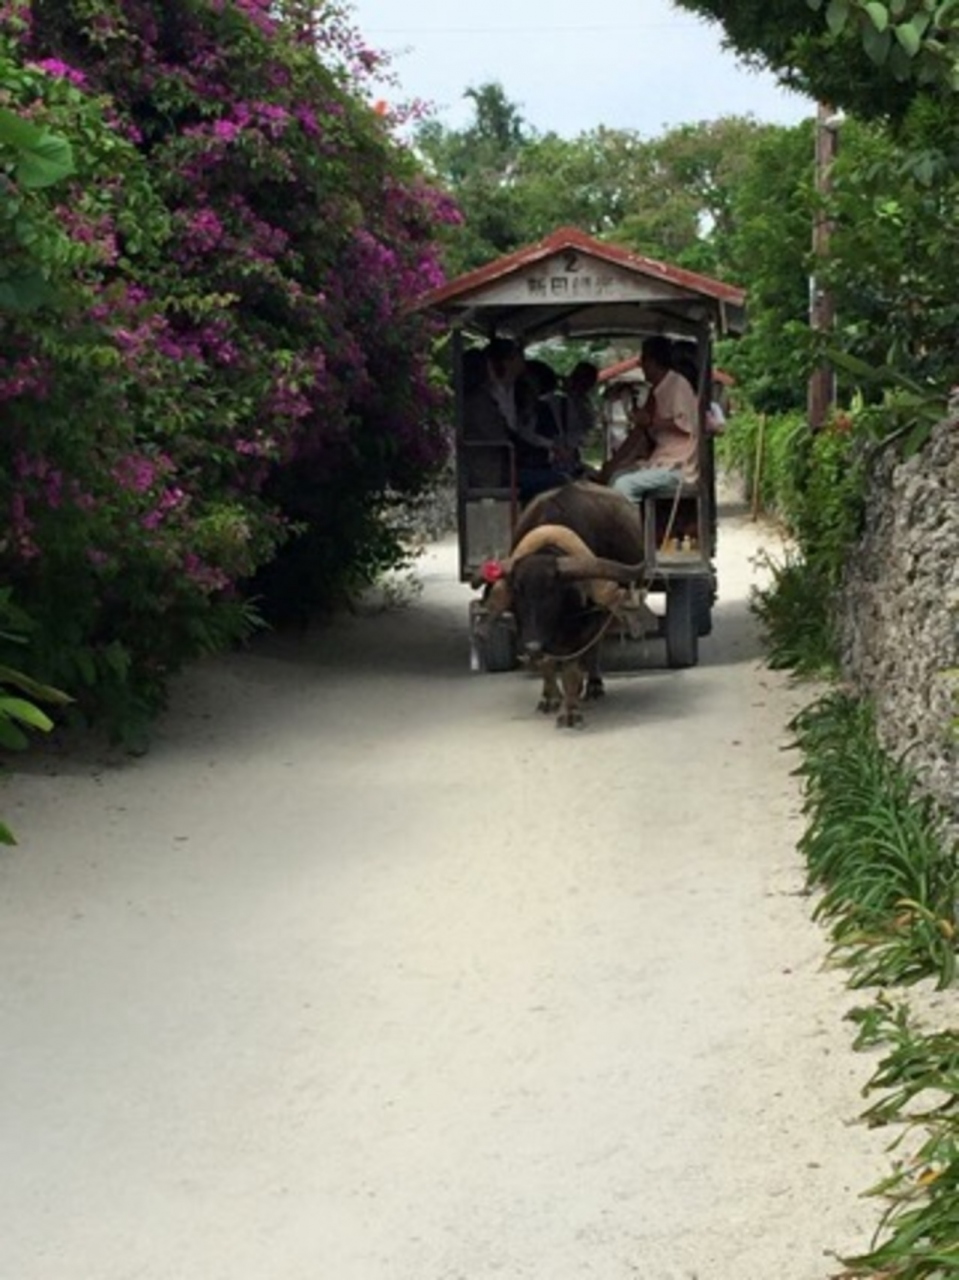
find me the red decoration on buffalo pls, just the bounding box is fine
[480,559,504,584]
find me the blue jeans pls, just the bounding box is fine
[610,466,682,502]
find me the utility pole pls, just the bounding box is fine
[808,102,841,431]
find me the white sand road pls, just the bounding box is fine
[1,505,893,1280]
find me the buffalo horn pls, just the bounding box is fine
[507,524,593,566]
[556,555,646,584]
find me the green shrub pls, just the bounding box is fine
[0,588,71,843]
[716,408,807,520]
[0,3,455,743]
[726,409,865,673]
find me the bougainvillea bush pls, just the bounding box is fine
[0,0,455,740]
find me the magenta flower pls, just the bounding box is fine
[113,454,159,494]
[180,206,225,254]
[30,57,87,87]
[213,118,242,142]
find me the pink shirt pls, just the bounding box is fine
[647,369,700,480]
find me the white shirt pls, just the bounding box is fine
[647,369,700,479]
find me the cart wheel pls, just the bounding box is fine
[665,579,699,668]
[483,616,518,673]
[693,577,713,638]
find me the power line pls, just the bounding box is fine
[364,23,701,35]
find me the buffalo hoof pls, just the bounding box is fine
[538,696,561,715]
[556,709,585,729]
[584,676,605,701]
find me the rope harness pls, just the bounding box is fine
[538,606,619,665]
[654,478,686,571]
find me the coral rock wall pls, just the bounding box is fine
[839,419,958,824]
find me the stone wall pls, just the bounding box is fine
[839,418,958,825]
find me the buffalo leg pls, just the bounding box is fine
[538,661,562,715]
[583,644,605,701]
[557,662,585,728]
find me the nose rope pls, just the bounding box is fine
[536,608,619,664]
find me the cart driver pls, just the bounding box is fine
[598,336,700,499]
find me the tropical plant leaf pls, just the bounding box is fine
[826,0,851,34]
[894,20,923,58]
[0,696,54,732]
[0,665,71,705]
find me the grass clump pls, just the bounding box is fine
[752,550,839,678]
[790,692,958,990]
[838,998,959,1279]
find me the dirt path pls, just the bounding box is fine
[0,506,889,1280]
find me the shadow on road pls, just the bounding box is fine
[5,524,770,777]
[707,596,767,667]
[250,593,469,680]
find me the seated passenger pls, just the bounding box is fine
[599,336,700,500]
[599,380,644,456]
[672,340,701,397]
[674,338,726,434]
[512,358,571,503]
[705,398,727,435]
[559,360,600,472]
[461,339,523,488]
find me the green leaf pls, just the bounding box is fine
[103,643,130,680]
[863,1,889,30]
[826,0,850,32]
[0,666,70,705]
[863,21,893,62]
[0,717,29,750]
[902,420,933,457]
[0,271,57,313]
[893,22,922,56]
[912,152,936,184]
[0,696,54,732]
[73,651,97,686]
[0,108,73,188]
[15,131,74,189]
[886,38,914,79]
[0,819,17,846]
[0,106,47,151]
[827,347,891,382]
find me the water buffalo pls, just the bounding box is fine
[476,481,647,727]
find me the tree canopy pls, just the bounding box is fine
[674,0,959,122]
[415,89,787,279]
[417,70,959,412]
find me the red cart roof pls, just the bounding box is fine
[416,226,746,342]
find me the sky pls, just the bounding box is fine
[347,0,815,139]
